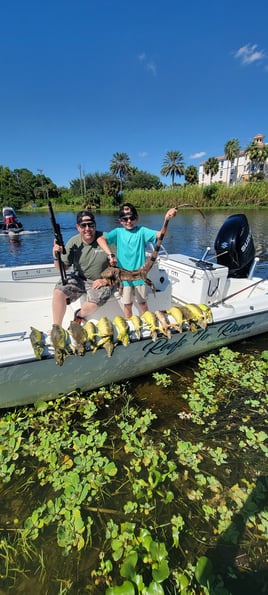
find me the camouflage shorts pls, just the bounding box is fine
[55,273,112,306]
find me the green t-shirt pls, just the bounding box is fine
[62,232,108,280]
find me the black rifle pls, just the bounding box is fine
[48,201,68,285]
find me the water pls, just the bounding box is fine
[1,208,268,276]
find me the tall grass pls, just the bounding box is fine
[33,181,268,213]
[115,181,268,210]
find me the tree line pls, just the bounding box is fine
[0,152,198,211]
[1,137,268,212]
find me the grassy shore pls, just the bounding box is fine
[20,181,268,213]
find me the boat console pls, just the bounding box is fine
[158,253,228,305]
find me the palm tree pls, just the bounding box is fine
[110,152,131,192]
[224,138,240,185]
[161,151,185,186]
[204,157,219,184]
[184,165,198,185]
[245,141,268,177]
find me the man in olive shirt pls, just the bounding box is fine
[52,210,116,325]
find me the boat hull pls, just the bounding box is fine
[1,308,267,409]
[0,228,24,235]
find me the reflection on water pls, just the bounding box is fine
[8,235,22,255]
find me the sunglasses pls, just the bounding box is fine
[79,221,95,229]
[120,215,136,222]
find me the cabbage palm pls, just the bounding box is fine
[110,152,131,192]
[184,165,198,185]
[204,157,219,183]
[224,138,240,185]
[245,141,268,176]
[161,151,185,187]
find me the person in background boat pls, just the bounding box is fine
[2,206,19,229]
[52,210,117,325]
[101,203,177,318]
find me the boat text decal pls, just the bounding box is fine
[142,319,256,358]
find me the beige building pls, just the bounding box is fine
[198,133,268,186]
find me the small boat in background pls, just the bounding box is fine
[0,206,24,236]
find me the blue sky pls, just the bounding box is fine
[1,0,268,188]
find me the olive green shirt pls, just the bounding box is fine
[61,232,108,280]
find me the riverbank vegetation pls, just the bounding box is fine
[1,346,268,594]
[1,157,268,214]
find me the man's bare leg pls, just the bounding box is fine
[52,288,67,325]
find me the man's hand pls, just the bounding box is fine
[92,278,109,289]
[53,240,64,257]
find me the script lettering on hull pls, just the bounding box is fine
[142,318,256,358]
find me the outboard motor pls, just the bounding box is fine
[214,214,255,278]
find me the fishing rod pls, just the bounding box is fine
[211,276,267,307]
[48,201,68,286]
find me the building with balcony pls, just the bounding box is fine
[198,133,268,186]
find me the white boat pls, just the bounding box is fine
[0,214,267,409]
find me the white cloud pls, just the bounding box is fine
[138,151,148,158]
[234,43,265,65]
[138,52,157,76]
[146,61,156,76]
[190,151,206,159]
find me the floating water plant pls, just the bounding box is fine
[0,346,268,593]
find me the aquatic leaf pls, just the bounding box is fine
[63,455,73,469]
[195,555,214,586]
[152,559,170,582]
[150,541,168,562]
[257,431,268,442]
[34,400,48,412]
[120,551,138,579]
[73,508,84,533]
[146,581,165,594]
[106,581,135,595]
[76,534,85,552]
[105,462,118,476]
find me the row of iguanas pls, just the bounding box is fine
[30,303,213,366]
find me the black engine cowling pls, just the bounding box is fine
[214,214,255,278]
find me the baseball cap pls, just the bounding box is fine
[77,210,96,224]
[119,203,138,219]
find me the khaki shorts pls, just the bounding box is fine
[121,284,147,305]
[55,274,112,306]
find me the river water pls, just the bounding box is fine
[1,208,268,276]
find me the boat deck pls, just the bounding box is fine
[0,299,76,339]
